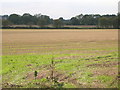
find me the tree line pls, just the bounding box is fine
[1,13,119,29]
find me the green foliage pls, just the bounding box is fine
[37,15,51,27]
[64,83,75,88]
[70,17,80,25]
[8,14,21,24]
[98,16,118,28]
[2,20,12,27]
[51,77,64,88]
[53,19,64,28]
[34,71,38,79]
[97,75,113,83]
[2,47,118,88]
[1,13,118,29]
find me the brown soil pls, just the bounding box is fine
[93,67,118,76]
[3,29,118,44]
[2,29,118,55]
[26,70,80,86]
[87,61,118,68]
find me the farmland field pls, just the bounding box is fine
[1,29,119,88]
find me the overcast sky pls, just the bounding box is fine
[0,0,119,19]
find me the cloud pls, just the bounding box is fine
[1,0,118,19]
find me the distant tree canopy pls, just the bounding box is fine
[8,14,21,24]
[37,15,51,27]
[53,19,64,28]
[21,13,34,25]
[70,17,79,25]
[1,13,119,29]
[2,19,12,27]
[98,15,118,28]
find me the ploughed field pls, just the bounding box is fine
[2,29,119,88]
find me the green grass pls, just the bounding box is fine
[2,51,118,88]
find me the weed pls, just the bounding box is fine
[34,71,38,80]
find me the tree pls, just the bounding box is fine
[21,13,34,25]
[2,20,12,27]
[98,17,109,28]
[98,15,118,29]
[37,15,51,27]
[8,14,21,25]
[118,13,120,28]
[112,17,118,28]
[1,13,118,29]
[2,15,9,20]
[53,19,63,28]
[37,19,46,27]
[59,17,64,21]
[70,17,79,25]
[28,22,34,28]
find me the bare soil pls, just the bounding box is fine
[2,29,118,55]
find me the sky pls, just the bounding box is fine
[0,0,119,19]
